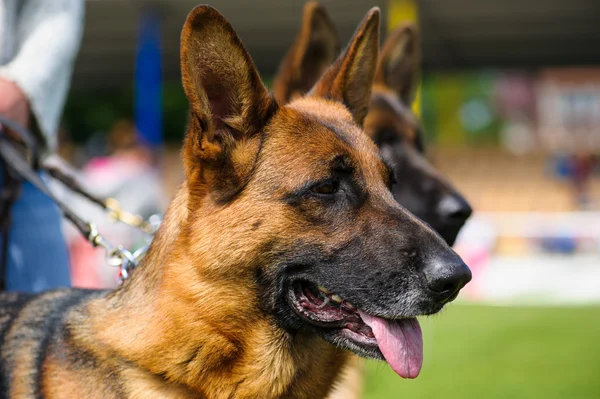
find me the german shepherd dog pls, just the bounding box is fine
[0,6,470,398]
[274,2,472,246]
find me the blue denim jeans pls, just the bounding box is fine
[0,168,71,292]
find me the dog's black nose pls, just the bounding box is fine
[424,258,472,301]
[436,194,472,224]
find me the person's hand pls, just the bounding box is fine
[0,78,30,128]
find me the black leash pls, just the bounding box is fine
[0,134,93,239]
[43,165,155,234]
[0,115,39,168]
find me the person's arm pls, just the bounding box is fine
[0,0,84,152]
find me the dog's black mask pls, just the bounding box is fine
[375,129,472,246]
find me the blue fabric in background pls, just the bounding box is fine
[135,9,163,149]
[0,169,71,292]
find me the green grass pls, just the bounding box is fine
[363,304,600,399]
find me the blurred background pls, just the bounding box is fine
[59,0,600,397]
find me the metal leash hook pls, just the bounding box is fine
[87,223,138,284]
[128,213,162,265]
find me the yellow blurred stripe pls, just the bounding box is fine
[387,0,418,29]
[387,0,421,117]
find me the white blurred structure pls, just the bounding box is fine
[455,212,600,305]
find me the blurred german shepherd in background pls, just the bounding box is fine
[274,2,472,246]
[0,5,470,399]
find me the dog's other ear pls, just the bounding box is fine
[180,6,278,201]
[375,24,420,106]
[273,1,340,104]
[309,8,380,126]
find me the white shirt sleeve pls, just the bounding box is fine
[0,0,84,153]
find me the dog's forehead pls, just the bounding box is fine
[260,98,388,181]
[366,86,420,142]
[285,97,378,150]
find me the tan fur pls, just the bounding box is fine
[329,357,366,399]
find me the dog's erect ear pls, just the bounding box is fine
[180,6,278,201]
[273,2,340,104]
[375,24,420,106]
[309,8,380,126]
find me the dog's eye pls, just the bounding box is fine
[311,180,339,195]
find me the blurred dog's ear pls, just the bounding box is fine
[180,5,278,201]
[309,8,380,126]
[375,24,420,106]
[273,2,340,104]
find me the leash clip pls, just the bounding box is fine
[87,222,138,284]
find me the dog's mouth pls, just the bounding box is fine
[288,281,423,379]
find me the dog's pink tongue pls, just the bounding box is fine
[358,311,423,379]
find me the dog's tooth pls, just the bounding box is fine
[345,301,356,310]
[331,294,342,303]
[318,286,330,294]
[316,297,331,309]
